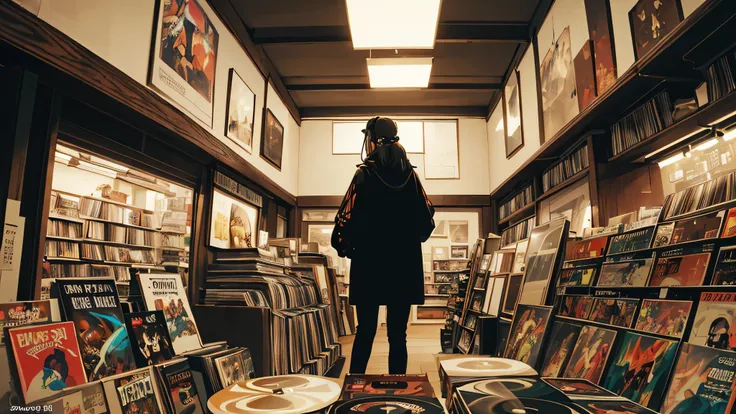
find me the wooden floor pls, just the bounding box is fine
[338,323,445,398]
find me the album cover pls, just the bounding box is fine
[559,295,594,320]
[139,273,202,354]
[721,207,736,238]
[56,278,136,380]
[456,377,581,413]
[653,223,675,247]
[159,359,205,414]
[341,374,435,399]
[571,236,608,260]
[575,399,658,413]
[7,321,87,403]
[103,366,165,414]
[602,332,678,409]
[597,257,654,287]
[518,218,569,305]
[513,239,529,273]
[214,349,249,389]
[503,304,552,368]
[540,321,583,377]
[712,246,736,285]
[46,389,84,414]
[81,382,108,413]
[629,0,683,59]
[328,396,445,414]
[607,227,655,255]
[574,40,597,110]
[587,298,639,328]
[558,266,597,288]
[689,292,736,351]
[634,299,692,338]
[667,210,725,246]
[124,311,175,366]
[660,343,736,413]
[649,252,711,286]
[563,325,617,384]
[0,300,51,344]
[543,378,620,399]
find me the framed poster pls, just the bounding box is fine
[503,70,524,158]
[584,0,617,94]
[538,177,591,237]
[449,220,469,244]
[423,121,459,179]
[517,218,569,306]
[539,27,578,143]
[225,69,256,153]
[430,219,448,238]
[209,189,259,249]
[573,41,597,110]
[629,0,683,60]
[149,0,219,126]
[450,245,468,259]
[261,109,284,170]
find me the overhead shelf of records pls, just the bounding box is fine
[490,0,736,201]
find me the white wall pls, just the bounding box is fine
[36,0,300,196]
[298,118,490,196]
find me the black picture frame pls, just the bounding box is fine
[224,69,257,154]
[503,69,525,159]
[260,108,284,170]
[628,0,684,61]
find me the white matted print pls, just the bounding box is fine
[433,246,450,260]
[431,219,448,238]
[209,189,258,249]
[149,0,219,126]
[423,121,459,179]
[450,220,469,244]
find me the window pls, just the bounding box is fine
[331,120,437,155]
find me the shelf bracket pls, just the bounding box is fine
[637,73,703,83]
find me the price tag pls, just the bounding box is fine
[659,288,668,299]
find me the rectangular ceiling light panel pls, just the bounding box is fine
[367,57,433,88]
[346,0,442,49]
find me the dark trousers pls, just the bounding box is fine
[349,304,412,374]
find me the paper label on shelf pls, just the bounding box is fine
[1,199,25,302]
[659,288,668,299]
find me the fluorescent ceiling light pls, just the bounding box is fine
[346,0,442,49]
[658,152,685,168]
[367,57,433,88]
[694,138,719,151]
[724,128,736,141]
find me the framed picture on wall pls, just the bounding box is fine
[449,220,469,244]
[433,246,450,261]
[423,121,460,179]
[225,69,256,153]
[149,0,219,127]
[431,219,448,238]
[503,70,524,158]
[573,40,597,110]
[451,245,469,259]
[539,26,578,143]
[209,188,259,249]
[538,177,592,237]
[584,0,617,94]
[629,0,683,60]
[261,109,284,170]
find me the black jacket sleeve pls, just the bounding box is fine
[413,171,436,242]
[331,167,365,258]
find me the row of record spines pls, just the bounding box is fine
[45,240,80,258]
[705,51,736,102]
[610,90,674,156]
[46,219,82,238]
[84,221,155,246]
[500,216,534,247]
[79,197,157,229]
[271,306,340,376]
[499,185,534,220]
[661,172,735,219]
[104,246,159,264]
[45,263,129,280]
[542,143,590,192]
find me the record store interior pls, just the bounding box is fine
[3,0,736,413]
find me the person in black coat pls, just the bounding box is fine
[331,116,435,374]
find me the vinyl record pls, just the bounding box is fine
[472,378,537,395]
[207,375,341,414]
[441,357,537,377]
[467,397,583,414]
[328,396,445,414]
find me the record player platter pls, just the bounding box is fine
[328,395,445,414]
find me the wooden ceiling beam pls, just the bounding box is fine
[287,83,502,91]
[300,106,488,118]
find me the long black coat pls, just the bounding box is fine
[331,148,435,305]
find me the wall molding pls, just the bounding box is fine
[297,194,492,208]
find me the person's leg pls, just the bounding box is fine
[349,304,379,374]
[386,304,412,374]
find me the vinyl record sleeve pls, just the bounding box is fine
[574,398,658,413]
[540,321,583,377]
[440,357,537,378]
[328,395,445,414]
[503,305,553,368]
[102,366,165,414]
[688,292,736,351]
[563,325,617,384]
[341,374,435,399]
[124,311,175,366]
[456,377,583,413]
[0,300,52,344]
[543,378,621,400]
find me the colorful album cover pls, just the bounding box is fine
[456,377,580,412]
[712,246,736,285]
[653,222,675,247]
[543,378,620,399]
[558,295,594,319]
[82,382,108,413]
[602,332,678,409]
[0,300,51,344]
[160,360,204,414]
[124,311,175,366]
[649,252,711,287]
[571,236,608,260]
[540,321,582,377]
[139,273,202,354]
[503,304,552,368]
[689,292,736,351]
[607,227,655,255]
[329,395,444,414]
[214,349,248,388]
[721,207,736,238]
[558,266,597,287]
[563,325,617,384]
[8,321,87,403]
[241,348,255,379]
[575,399,658,413]
[47,389,84,414]
[669,210,725,245]
[341,374,435,399]
[56,278,136,380]
[517,219,568,306]
[597,258,653,287]
[107,367,164,414]
[660,343,736,414]
[587,298,639,328]
[634,299,692,338]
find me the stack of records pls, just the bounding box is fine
[271,305,342,375]
[543,378,658,414]
[453,377,583,414]
[661,172,735,219]
[500,216,534,247]
[499,184,534,220]
[705,52,736,101]
[610,90,673,156]
[101,366,167,413]
[330,374,444,414]
[205,273,319,309]
[156,358,207,414]
[207,375,342,414]
[186,345,255,407]
[542,143,590,192]
[439,357,537,399]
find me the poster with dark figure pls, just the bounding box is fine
[503,304,552,368]
[689,292,736,351]
[504,70,524,158]
[634,299,692,338]
[540,321,582,377]
[539,27,579,143]
[588,298,639,328]
[225,69,256,153]
[584,0,617,94]
[261,109,285,170]
[629,0,683,60]
[563,325,617,384]
[602,332,678,409]
[150,0,219,126]
[574,41,597,110]
[124,311,175,367]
